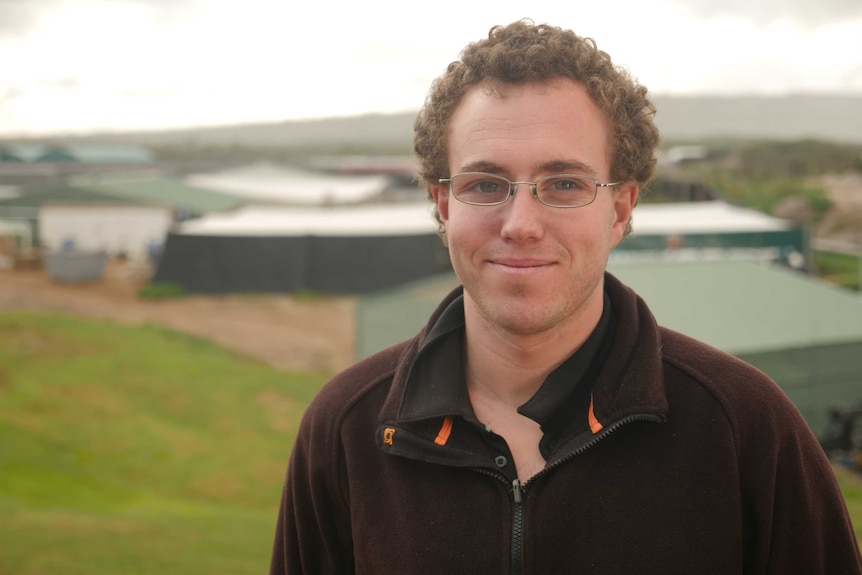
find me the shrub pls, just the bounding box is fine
[138,282,187,300]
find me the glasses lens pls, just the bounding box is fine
[536,175,597,207]
[451,173,510,205]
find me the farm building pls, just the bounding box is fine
[356,259,862,438]
[39,203,174,257]
[0,178,242,271]
[618,200,807,268]
[0,143,159,187]
[0,143,154,164]
[0,187,174,280]
[0,186,128,259]
[152,203,450,294]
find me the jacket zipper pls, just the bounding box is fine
[511,478,525,575]
[472,412,664,575]
[472,469,525,575]
[529,413,666,486]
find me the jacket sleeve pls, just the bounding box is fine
[270,401,354,574]
[736,379,862,574]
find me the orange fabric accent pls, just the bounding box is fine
[588,395,603,434]
[434,416,454,446]
[383,428,395,445]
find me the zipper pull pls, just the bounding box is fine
[512,478,523,504]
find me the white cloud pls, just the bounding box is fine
[666,0,862,27]
[1,0,861,135]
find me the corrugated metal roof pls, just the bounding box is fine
[63,144,154,164]
[0,185,136,208]
[0,147,24,162]
[608,260,862,354]
[88,178,243,214]
[0,178,242,216]
[0,143,153,164]
[0,144,45,162]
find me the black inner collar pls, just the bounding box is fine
[397,291,615,438]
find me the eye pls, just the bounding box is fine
[476,179,503,194]
[451,173,510,204]
[458,175,507,195]
[547,176,591,193]
[537,175,597,207]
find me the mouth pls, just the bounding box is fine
[488,258,555,272]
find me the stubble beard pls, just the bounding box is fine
[465,275,599,338]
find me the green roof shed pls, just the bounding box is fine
[87,178,243,217]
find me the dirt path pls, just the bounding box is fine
[815,173,862,248]
[0,261,357,374]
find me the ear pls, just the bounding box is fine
[431,184,451,223]
[610,181,638,246]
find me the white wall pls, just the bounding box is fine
[39,204,174,257]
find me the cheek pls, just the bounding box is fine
[445,217,478,253]
[447,206,495,240]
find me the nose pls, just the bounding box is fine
[500,182,544,242]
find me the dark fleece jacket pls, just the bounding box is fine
[271,273,862,574]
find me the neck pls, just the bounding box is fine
[463,292,604,407]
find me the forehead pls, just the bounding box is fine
[446,78,611,176]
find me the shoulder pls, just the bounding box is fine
[659,327,774,391]
[657,326,813,450]
[658,326,786,409]
[298,337,415,437]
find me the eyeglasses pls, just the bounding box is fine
[438,172,621,208]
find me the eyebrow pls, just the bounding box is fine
[457,159,599,177]
[459,161,506,174]
[539,160,598,177]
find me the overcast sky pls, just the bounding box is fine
[1,0,861,137]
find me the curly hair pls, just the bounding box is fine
[413,19,660,237]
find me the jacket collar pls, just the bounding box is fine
[395,288,613,427]
[396,292,472,422]
[590,272,669,427]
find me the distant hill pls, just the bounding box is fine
[651,94,862,144]
[13,94,862,148]
[61,113,419,150]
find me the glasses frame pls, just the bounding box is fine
[438,172,622,208]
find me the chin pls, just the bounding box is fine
[478,300,569,336]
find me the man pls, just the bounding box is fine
[271,20,862,573]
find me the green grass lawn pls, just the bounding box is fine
[837,467,862,540]
[2,310,862,574]
[0,311,328,575]
[815,250,861,292]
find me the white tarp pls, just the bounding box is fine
[177,203,438,237]
[631,201,791,234]
[185,163,390,205]
[177,199,788,239]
